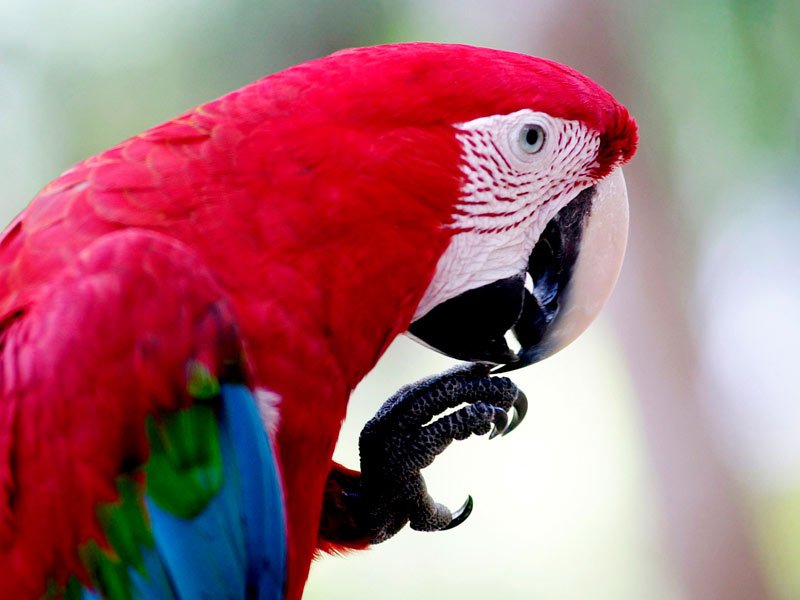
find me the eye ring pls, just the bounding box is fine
[519,124,546,154]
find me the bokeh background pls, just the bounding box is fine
[2,1,798,598]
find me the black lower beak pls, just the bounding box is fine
[408,186,596,371]
[407,272,526,364]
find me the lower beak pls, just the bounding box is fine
[408,167,630,371]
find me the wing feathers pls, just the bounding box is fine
[0,230,286,598]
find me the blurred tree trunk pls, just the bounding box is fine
[535,1,772,598]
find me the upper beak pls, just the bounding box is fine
[408,167,629,371]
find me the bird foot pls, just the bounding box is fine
[357,362,527,543]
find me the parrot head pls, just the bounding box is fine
[236,43,637,375]
[311,43,638,371]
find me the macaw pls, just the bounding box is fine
[0,43,637,599]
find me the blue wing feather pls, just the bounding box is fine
[225,385,287,600]
[81,384,287,599]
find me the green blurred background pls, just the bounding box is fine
[2,1,798,598]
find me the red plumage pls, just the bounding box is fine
[0,232,242,596]
[0,43,637,598]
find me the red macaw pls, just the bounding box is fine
[0,43,637,599]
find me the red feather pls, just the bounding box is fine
[0,43,637,598]
[0,232,241,596]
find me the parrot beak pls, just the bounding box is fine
[408,167,629,371]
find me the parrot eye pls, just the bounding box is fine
[519,124,546,154]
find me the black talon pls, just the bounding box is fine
[503,389,528,436]
[488,407,509,440]
[442,495,474,531]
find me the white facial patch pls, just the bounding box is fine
[414,109,600,320]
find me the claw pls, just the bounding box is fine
[503,389,528,436]
[442,495,474,531]
[488,406,509,439]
